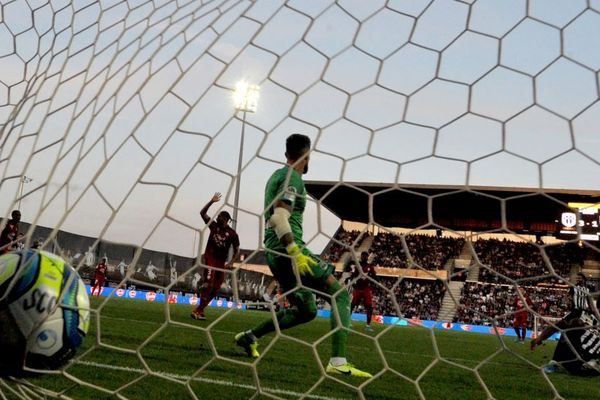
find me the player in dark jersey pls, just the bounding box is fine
[531,273,600,375]
[0,210,21,254]
[191,192,240,321]
[513,287,533,343]
[234,133,372,378]
[349,251,377,331]
[92,257,108,296]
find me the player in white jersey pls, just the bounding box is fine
[531,274,600,375]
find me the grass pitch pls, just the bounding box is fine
[3,297,600,399]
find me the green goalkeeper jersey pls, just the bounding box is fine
[264,166,306,252]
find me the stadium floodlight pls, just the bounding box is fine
[233,81,260,113]
[232,81,260,229]
[18,176,33,210]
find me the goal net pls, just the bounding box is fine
[1,0,600,398]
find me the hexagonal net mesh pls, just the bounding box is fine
[1,0,600,398]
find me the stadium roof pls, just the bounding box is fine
[305,181,600,234]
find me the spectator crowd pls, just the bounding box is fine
[474,239,584,284]
[454,282,570,329]
[321,229,366,262]
[371,277,446,321]
[370,232,464,270]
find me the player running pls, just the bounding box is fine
[531,273,600,375]
[92,257,108,296]
[513,287,533,343]
[234,133,372,378]
[191,192,240,321]
[349,251,377,332]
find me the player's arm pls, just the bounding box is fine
[227,235,241,268]
[271,199,294,246]
[269,198,317,276]
[200,192,221,224]
[368,265,377,279]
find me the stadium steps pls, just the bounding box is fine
[335,234,375,270]
[437,281,464,322]
[455,240,477,281]
[357,234,374,254]
[466,261,479,281]
[340,234,375,262]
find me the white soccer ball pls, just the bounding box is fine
[0,250,90,374]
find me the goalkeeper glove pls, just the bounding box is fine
[287,244,318,277]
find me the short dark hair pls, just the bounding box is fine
[361,251,369,258]
[219,211,232,221]
[577,272,587,283]
[286,134,311,161]
[11,210,20,219]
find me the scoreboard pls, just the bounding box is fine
[558,203,600,241]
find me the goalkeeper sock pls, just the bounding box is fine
[329,357,347,367]
[327,280,351,358]
[251,292,317,338]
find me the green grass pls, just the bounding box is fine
[3,297,600,399]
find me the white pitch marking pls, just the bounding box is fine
[74,360,349,400]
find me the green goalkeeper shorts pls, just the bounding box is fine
[265,250,335,294]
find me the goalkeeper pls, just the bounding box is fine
[235,134,372,378]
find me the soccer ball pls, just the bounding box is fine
[0,250,90,374]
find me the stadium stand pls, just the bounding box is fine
[370,232,465,270]
[371,277,446,321]
[320,228,366,262]
[474,239,583,284]
[453,282,570,328]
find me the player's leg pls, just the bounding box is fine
[92,279,103,296]
[235,253,317,358]
[294,250,371,378]
[513,317,522,341]
[351,289,360,312]
[242,254,317,335]
[91,278,97,296]
[205,270,225,317]
[548,319,593,375]
[521,319,528,343]
[253,288,318,335]
[192,266,212,320]
[364,288,374,331]
[321,274,372,378]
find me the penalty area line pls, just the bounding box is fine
[74,360,349,400]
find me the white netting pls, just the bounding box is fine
[1,0,600,398]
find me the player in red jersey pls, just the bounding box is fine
[0,210,21,254]
[513,287,533,343]
[350,251,377,331]
[92,257,108,296]
[191,192,240,321]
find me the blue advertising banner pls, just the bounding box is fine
[87,285,246,310]
[317,310,561,340]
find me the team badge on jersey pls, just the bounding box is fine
[282,186,297,203]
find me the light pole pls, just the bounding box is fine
[18,176,33,210]
[232,81,260,230]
